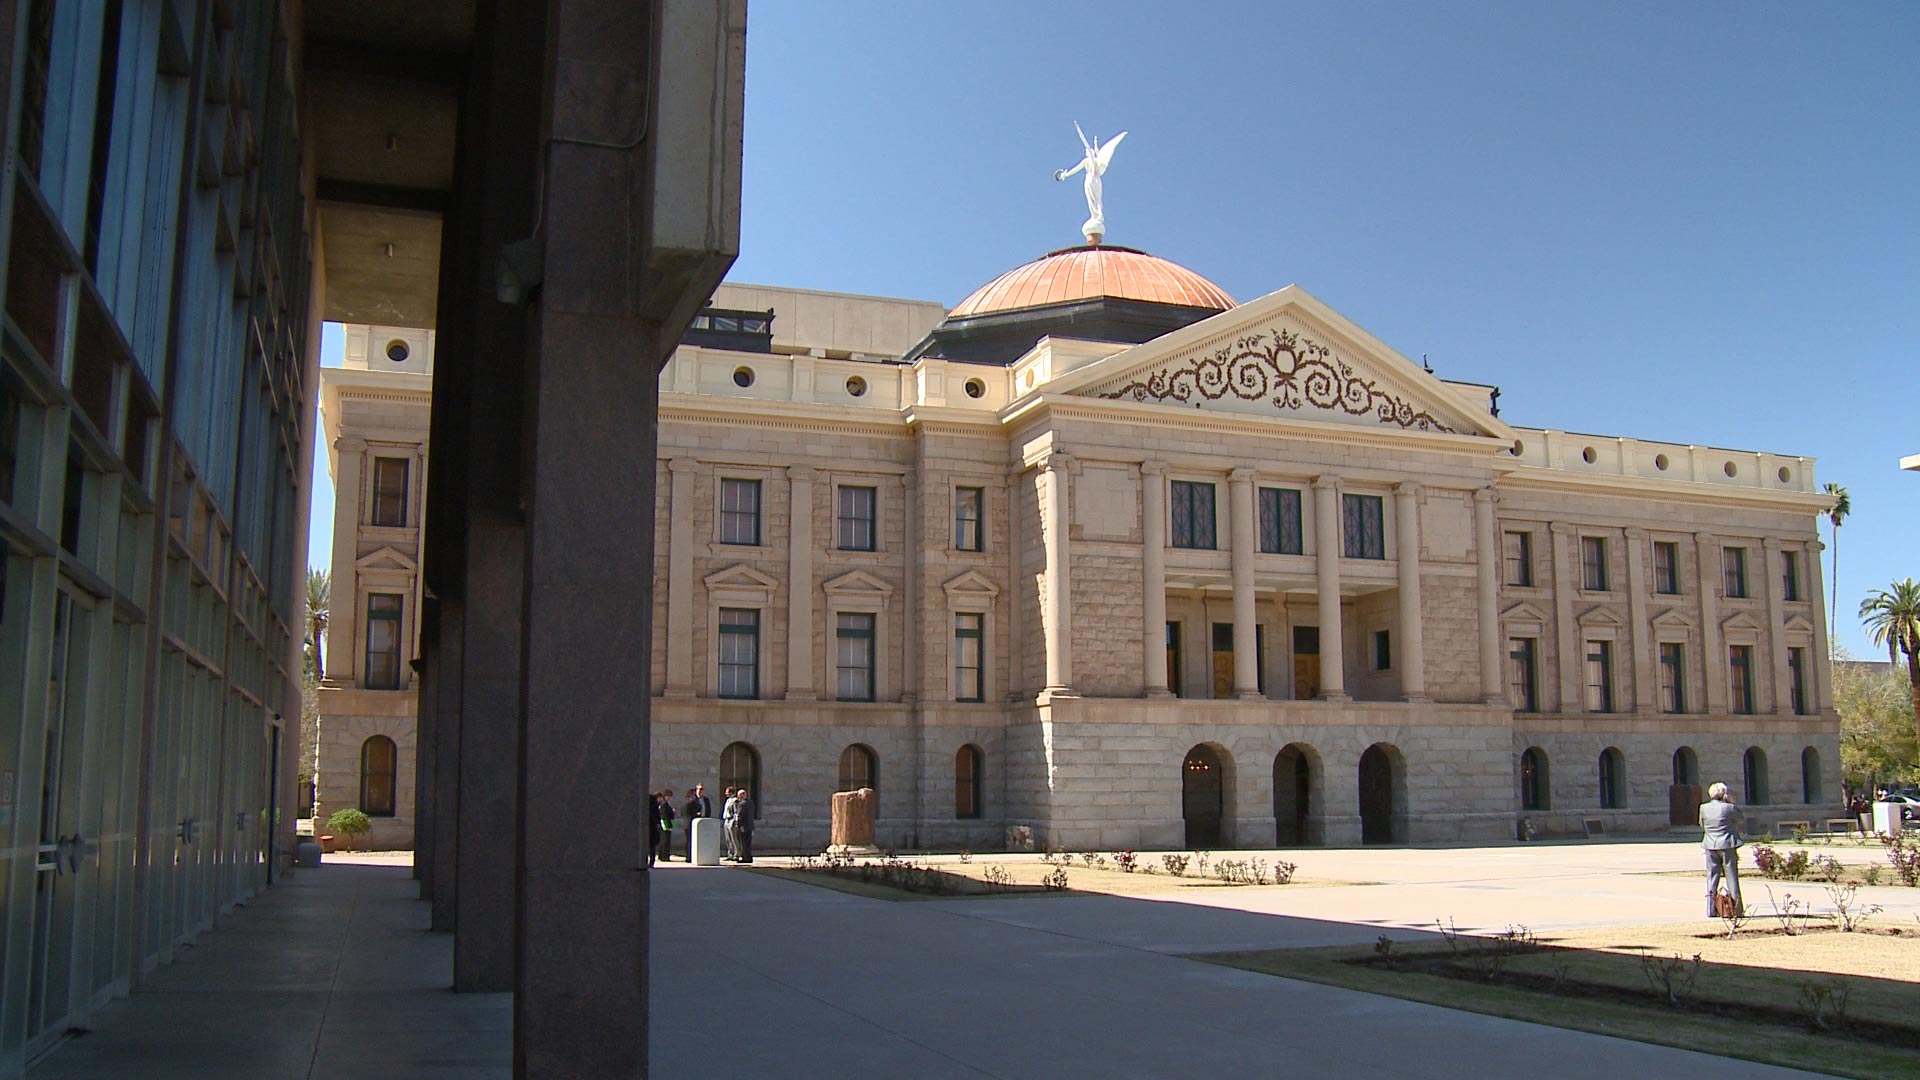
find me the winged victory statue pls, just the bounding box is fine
[1054,122,1127,244]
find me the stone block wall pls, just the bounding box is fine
[312,693,417,851]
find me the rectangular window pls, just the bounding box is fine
[1788,647,1808,715]
[371,457,408,527]
[364,594,403,690]
[1341,493,1385,559]
[1781,550,1801,602]
[836,612,876,701]
[1170,480,1216,549]
[1585,640,1613,712]
[1503,530,1533,587]
[1659,642,1686,713]
[1373,629,1391,671]
[836,485,877,551]
[1581,536,1609,591]
[1166,622,1182,698]
[1729,644,1755,714]
[954,486,984,551]
[718,608,760,699]
[1723,546,1748,599]
[1257,487,1303,554]
[719,478,762,545]
[1507,638,1537,712]
[954,612,983,702]
[1653,541,1680,595]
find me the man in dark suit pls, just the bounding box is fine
[732,790,754,863]
[681,785,712,861]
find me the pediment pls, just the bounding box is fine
[1721,610,1766,633]
[942,569,1001,600]
[1783,613,1816,634]
[822,569,894,598]
[1651,608,1698,631]
[703,563,779,593]
[1500,600,1549,625]
[1576,605,1626,628]
[355,545,417,573]
[1049,286,1513,440]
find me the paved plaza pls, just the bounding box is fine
[35,838,1912,1078]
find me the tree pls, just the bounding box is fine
[1859,578,1920,742]
[305,569,330,680]
[300,569,330,820]
[1823,482,1849,642]
[1834,650,1918,795]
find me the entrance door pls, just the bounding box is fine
[1182,745,1223,848]
[1292,625,1320,700]
[28,588,89,1052]
[1211,623,1233,699]
[1274,746,1311,845]
[1669,746,1701,826]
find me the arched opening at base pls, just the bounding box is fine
[1273,743,1317,846]
[1183,744,1226,848]
[1358,743,1406,845]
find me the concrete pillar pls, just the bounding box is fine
[1228,468,1261,698]
[428,601,463,932]
[1141,462,1171,697]
[1472,488,1503,704]
[1696,532,1726,714]
[1393,483,1426,701]
[665,458,697,697]
[784,466,816,700]
[1762,537,1791,713]
[1808,539,1832,710]
[1005,468,1024,699]
[455,521,523,992]
[1626,527,1653,712]
[1312,475,1348,701]
[1550,523,1579,712]
[1041,452,1076,696]
[328,437,366,683]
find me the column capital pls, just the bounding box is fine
[1473,486,1497,506]
[1229,467,1258,486]
[1694,531,1718,545]
[1760,535,1782,551]
[1312,474,1342,493]
[336,435,367,453]
[1139,460,1167,478]
[1042,451,1077,476]
[1549,521,1577,536]
[667,456,699,475]
[1625,526,1649,541]
[786,465,818,484]
[1393,481,1422,499]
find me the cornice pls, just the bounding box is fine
[1002,394,1510,458]
[1497,466,1831,514]
[659,394,907,438]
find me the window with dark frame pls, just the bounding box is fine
[836,485,877,551]
[1508,637,1538,712]
[1585,639,1613,712]
[1520,747,1547,811]
[364,594,403,690]
[1373,629,1391,671]
[1258,487,1303,554]
[1581,536,1609,591]
[954,612,983,702]
[371,457,408,527]
[954,486,984,551]
[719,741,759,804]
[1729,644,1755,714]
[1598,748,1625,810]
[1170,480,1216,549]
[718,608,760,699]
[1166,621,1183,698]
[1654,541,1680,595]
[1788,647,1808,715]
[1341,493,1384,559]
[719,478,761,545]
[1659,641,1686,713]
[1503,530,1533,587]
[955,745,982,819]
[1723,546,1749,599]
[360,736,397,817]
[1781,550,1801,601]
[836,612,876,701]
[838,744,877,799]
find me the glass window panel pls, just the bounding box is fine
[1654,541,1680,594]
[364,594,403,690]
[1504,531,1532,586]
[954,486,983,551]
[1258,488,1302,554]
[718,608,760,699]
[836,612,875,701]
[837,486,876,551]
[1507,638,1537,712]
[1724,547,1748,599]
[1171,481,1215,549]
[1582,536,1608,591]
[1342,494,1384,559]
[954,612,983,702]
[719,478,761,545]
[371,457,408,527]
[1659,642,1685,713]
[1584,640,1613,712]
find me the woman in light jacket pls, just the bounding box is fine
[1699,782,1746,916]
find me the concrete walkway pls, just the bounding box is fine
[30,840,1878,1078]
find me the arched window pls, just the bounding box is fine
[360,736,397,817]
[1801,747,1821,804]
[839,744,877,793]
[955,744,983,819]
[1743,746,1770,805]
[1520,747,1549,811]
[1672,746,1699,787]
[1598,747,1626,810]
[719,742,759,805]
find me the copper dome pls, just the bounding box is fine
[948,245,1235,319]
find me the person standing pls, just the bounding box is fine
[682,785,711,862]
[732,788,754,864]
[646,791,663,868]
[1699,781,1746,917]
[721,787,739,861]
[655,789,677,866]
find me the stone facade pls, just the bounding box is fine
[314,326,434,850]
[649,281,1839,852]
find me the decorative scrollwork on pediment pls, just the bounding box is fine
[1098,327,1455,432]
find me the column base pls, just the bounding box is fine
[1402,693,1430,704]
[783,690,818,702]
[1233,690,1265,701]
[1316,690,1351,703]
[664,689,697,700]
[1145,688,1176,700]
[1038,686,1079,702]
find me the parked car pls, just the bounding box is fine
[1875,793,1919,823]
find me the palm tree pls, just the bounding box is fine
[1859,578,1920,741]
[1823,482,1849,643]
[305,569,331,680]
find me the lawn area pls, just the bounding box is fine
[748,852,1362,901]
[1200,920,1920,1080]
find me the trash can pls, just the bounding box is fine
[1873,802,1904,837]
[691,817,723,865]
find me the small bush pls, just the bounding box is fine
[1162,853,1189,877]
[1751,845,1783,879]
[1798,978,1853,1032]
[1810,853,1844,883]
[1042,866,1069,891]
[1862,864,1884,887]
[1272,859,1298,885]
[1638,950,1702,1007]
[1112,850,1138,873]
[1881,833,1920,887]
[325,808,372,849]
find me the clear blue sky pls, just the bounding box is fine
[311,0,1918,658]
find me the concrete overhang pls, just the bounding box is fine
[1903,454,1920,471]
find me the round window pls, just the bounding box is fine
[845,375,867,398]
[964,378,986,399]
[733,367,755,388]
[1777,466,1791,483]
[1510,440,1525,457]
[1654,453,1669,471]
[1723,461,1738,478]
[386,340,411,363]
[1581,447,1597,464]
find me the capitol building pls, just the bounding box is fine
[647,240,1838,853]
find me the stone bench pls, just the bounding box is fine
[1771,820,1812,838]
[1581,818,1606,838]
[1824,818,1858,837]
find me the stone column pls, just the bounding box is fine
[1472,488,1503,703]
[328,436,366,683]
[1041,452,1076,696]
[665,458,697,697]
[1229,468,1262,699]
[1549,523,1579,712]
[1393,483,1426,701]
[1312,476,1348,701]
[1808,539,1832,711]
[1696,532,1726,714]
[1005,468,1024,699]
[1625,527,1653,712]
[1762,537,1791,713]
[785,466,816,700]
[1140,462,1172,698]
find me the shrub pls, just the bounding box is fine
[1862,864,1884,887]
[325,808,372,849]
[1042,866,1069,891]
[1751,845,1783,879]
[1881,833,1920,887]
[1272,859,1298,885]
[1638,951,1702,1007]
[1112,850,1138,874]
[1162,853,1189,877]
[1810,853,1845,883]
